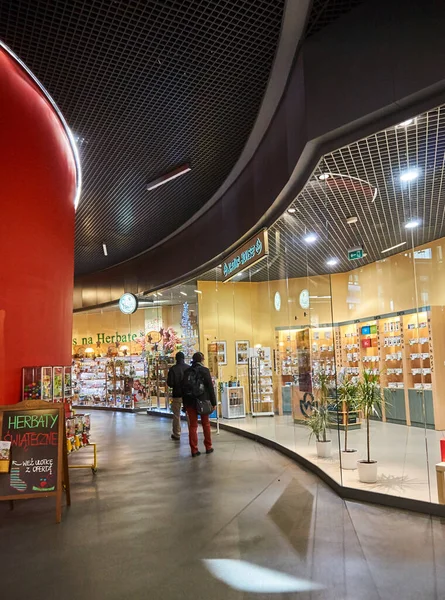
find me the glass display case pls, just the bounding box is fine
[22,366,53,401]
[53,366,64,400]
[64,366,73,398]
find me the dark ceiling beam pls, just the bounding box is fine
[74,0,445,311]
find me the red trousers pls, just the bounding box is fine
[186,406,213,454]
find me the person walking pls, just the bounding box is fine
[182,352,216,457]
[167,351,189,441]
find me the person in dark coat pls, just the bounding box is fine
[167,351,189,440]
[182,352,216,457]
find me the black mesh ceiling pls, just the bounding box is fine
[0,0,284,275]
[304,0,368,38]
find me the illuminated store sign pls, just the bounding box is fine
[222,229,268,282]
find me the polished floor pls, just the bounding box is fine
[212,413,445,504]
[1,412,444,599]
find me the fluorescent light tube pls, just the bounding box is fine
[381,241,407,253]
[146,163,191,191]
[102,243,108,256]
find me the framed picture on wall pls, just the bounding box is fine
[216,341,227,366]
[235,340,250,365]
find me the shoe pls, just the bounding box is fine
[206,448,214,455]
[171,434,180,441]
[192,451,201,457]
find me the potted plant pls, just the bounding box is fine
[336,377,359,470]
[306,370,333,458]
[356,370,384,483]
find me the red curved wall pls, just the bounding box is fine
[0,48,76,405]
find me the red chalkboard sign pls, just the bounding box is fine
[0,400,70,522]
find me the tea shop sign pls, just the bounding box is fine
[222,229,269,282]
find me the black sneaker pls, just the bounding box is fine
[206,448,214,455]
[171,434,180,441]
[192,451,201,457]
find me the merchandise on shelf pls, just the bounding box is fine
[221,385,246,419]
[73,356,149,410]
[66,413,91,453]
[249,347,274,416]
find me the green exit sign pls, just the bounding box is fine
[348,247,364,260]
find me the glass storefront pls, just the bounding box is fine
[72,104,445,508]
[71,282,199,411]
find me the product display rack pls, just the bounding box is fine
[333,307,441,429]
[148,356,174,409]
[249,351,274,417]
[221,386,246,419]
[22,366,53,401]
[73,356,149,410]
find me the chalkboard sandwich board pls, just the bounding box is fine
[0,400,70,523]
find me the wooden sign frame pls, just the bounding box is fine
[0,400,70,523]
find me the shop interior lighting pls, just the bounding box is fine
[304,233,318,244]
[400,169,419,182]
[381,241,407,253]
[405,219,421,229]
[102,243,108,256]
[396,118,416,128]
[194,290,202,294]
[287,207,296,214]
[157,292,163,296]
[180,291,187,296]
[326,258,339,266]
[346,216,358,225]
[146,163,191,191]
[319,172,378,202]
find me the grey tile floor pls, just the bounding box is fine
[0,411,444,599]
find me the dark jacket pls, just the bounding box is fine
[182,363,217,408]
[167,360,189,398]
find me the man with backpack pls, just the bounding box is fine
[167,351,189,441]
[182,352,216,457]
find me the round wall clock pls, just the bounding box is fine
[299,289,310,309]
[119,293,138,314]
[274,291,281,312]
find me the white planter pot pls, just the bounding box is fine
[341,449,358,470]
[358,460,378,483]
[316,440,332,458]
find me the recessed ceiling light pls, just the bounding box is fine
[396,118,416,128]
[102,242,108,256]
[381,241,407,253]
[400,169,419,182]
[304,233,318,244]
[287,207,296,214]
[180,291,187,296]
[319,173,330,181]
[326,258,338,267]
[146,163,191,191]
[405,219,420,229]
[346,216,358,225]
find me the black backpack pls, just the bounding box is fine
[182,366,205,399]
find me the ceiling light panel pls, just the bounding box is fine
[199,104,445,282]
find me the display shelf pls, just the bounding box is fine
[221,386,246,419]
[339,324,360,378]
[73,356,149,410]
[249,350,274,417]
[403,312,432,391]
